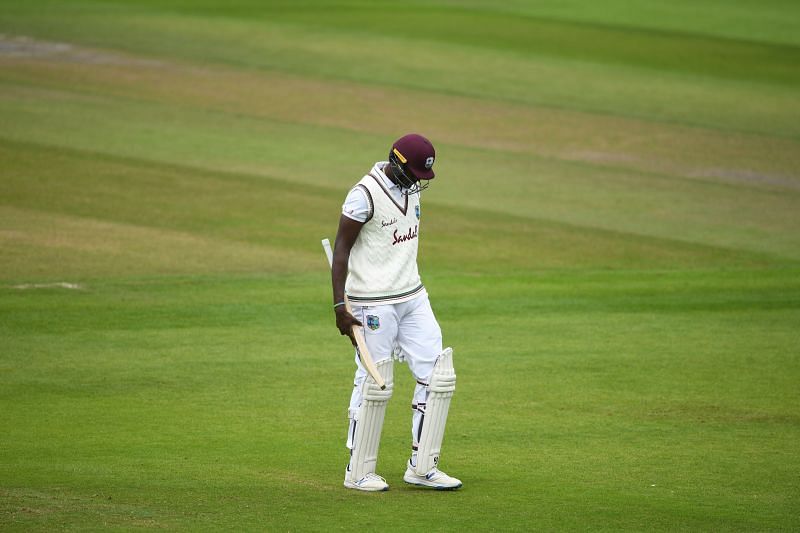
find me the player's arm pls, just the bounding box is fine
[332,214,364,344]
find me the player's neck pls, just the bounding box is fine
[382,163,401,187]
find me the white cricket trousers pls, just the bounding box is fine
[348,292,443,451]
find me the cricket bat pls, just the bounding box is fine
[321,238,386,390]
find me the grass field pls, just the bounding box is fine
[2,1,799,530]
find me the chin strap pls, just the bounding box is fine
[389,155,430,196]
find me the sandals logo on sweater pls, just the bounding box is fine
[392,225,418,245]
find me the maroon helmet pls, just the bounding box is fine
[389,133,436,194]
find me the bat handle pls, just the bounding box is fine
[321,238,334,267]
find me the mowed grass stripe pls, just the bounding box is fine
[1,139,778,284]
[3,55,799,189]
[2,5,799,137]
[0,206,313,280]
[9,0,800,47]
[2,70,798,261]
[0,140,335,279]
[271,7,800,85]
[7,0,800,84]
[434,0,800,46]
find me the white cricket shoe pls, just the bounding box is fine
[403,461,462,490]
[343,472,389,492]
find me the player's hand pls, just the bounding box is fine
[335,307,362,346]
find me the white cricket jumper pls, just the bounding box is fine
[344,163,424,305]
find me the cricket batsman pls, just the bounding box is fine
[330,133,462,491]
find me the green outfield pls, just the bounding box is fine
[1,1,799,530]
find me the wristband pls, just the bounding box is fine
[333,301,346,309]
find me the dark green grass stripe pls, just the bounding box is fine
[3,268,799,335]
[254,7,800,86]
[5,1,800,89]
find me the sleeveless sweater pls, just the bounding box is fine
[346,171,424,305]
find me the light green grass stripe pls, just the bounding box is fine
[2,138,776,284]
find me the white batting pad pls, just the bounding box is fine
[346,358,394,482]
[415,347,456,475]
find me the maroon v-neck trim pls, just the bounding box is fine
[369,172,408,215]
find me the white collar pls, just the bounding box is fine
[372,161,401,191]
